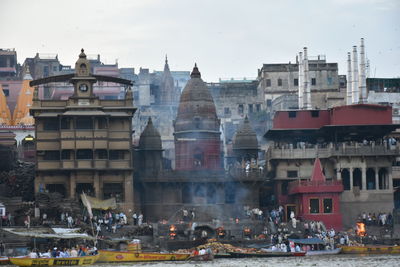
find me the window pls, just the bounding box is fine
[224,107,230,115]
[97,117,107,129]
[2,89,9,97]
[288,111,297,118]
[327,77,333,85]
[103,183,124,202]
[311,78,316,86]
[44,151,60,160]
[287,170,298,178]
[311,110,319,117]
[256,104,261,112]
[238,104,244,115]
[43,119,59,131]
[109,150,125,160]
[61,117,71,129]
[294,78,299,86]
[266,79,271,87]
[96,149,108,159]
[194,117,201,129]
[266,100,272,107]
[310,198,320,214]
[277,78,282,86]
[61,150,71,160]
[323,198,333,213]
[76,118,93,129]
[76,149,93,160]
[248,104,253,113]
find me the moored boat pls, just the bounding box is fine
[9,254,100,266]
[0,257,10,265]
[97,249,191,262]
[340,245,400,254]
[187,253,214,261]
[306,248,341,256]
[229,251,306,258]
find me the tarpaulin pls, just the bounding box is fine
[80,194,117,210]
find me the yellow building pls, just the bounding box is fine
[30,49,136,212]
[0,85,12,125]
[13,67,34,125]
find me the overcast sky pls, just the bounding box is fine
[1,0,399,81]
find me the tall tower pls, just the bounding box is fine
[159,55,178,106]
[174,64,221,171]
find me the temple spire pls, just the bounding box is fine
[190,63,201,78]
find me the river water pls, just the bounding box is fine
[4,254,400,266]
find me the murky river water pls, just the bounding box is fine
[4,254,400,267]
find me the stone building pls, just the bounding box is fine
[29,50,136,212]
[265,104,399,228]
[135,65,265,222]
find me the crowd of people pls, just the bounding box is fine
[28,245,98,258]
[359,212,393,226]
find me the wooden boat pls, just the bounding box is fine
[9,254,100,266]
[340,245,400,254]
[98,249,191,262]
[187,253,214,261]
[229,251,306,258]
[0,257,10,265]
[306,248,342,256]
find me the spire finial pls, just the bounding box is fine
[79,48,86,58]
[190,63,201,78]
[148,117,153,124]
[165,54,168,64]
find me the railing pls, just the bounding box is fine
[288,179,343,194]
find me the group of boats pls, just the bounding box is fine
[1,243,400,266]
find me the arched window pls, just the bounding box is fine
[193,148,204,167]
[341,169,350,190]
[379,168,388,190]
[353,168,362,190]
[366,168,376,190]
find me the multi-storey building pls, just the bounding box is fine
[29,50,136,212]
[265,104,399,228]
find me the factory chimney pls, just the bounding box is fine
[352,46,359,104]
[303,47,312,110]
[359,38,367,103]
[346,52,352,105]
[298,51,304,109]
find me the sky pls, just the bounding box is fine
[0,0,399,82]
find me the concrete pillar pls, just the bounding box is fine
[349,168,353,191]
[375,167,379,191]
[336,168,342,181]
[388,167,393,190]
[361,167,367,191]
[70,173,76,199]
[94,172,100,198]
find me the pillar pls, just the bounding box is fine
[375,167,379,191]
[361,167,367,191]
[69,172,76,199]
[336,168,342,181]
[388,167,393,190]
[349,167,353,191]
[94,172,100,198]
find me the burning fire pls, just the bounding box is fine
[243,227,252,237]
[217,227,226,238]
[169,224,177,239]
[356,222,366,236]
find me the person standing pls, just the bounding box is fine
[132,212,137,226]
[138,213,143,226]
[0,242,5,256]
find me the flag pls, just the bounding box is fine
[81,192,93,219]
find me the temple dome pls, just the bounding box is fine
[174,64,219,133]
[139,118,162,150]
[233,116,258,151]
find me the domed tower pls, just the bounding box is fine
[232,116,259,163]
[174,64,221,171]
[138,117,163,176]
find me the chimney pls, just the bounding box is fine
[346,52,352,105]
[303,47,312,110]
[352,46,359,104]
[298,52,304,109]
[359,38,367,103]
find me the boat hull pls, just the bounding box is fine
[98,250,191,262]
[341,245,400,254]
[0,257,10,265]
[306,248,342,256]
[229,251,306,258]
[9,255,100,266]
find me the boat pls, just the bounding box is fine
[306,248,341,256]
[228,251,306,258]
[187,253,214,261]
[9,254,100,266]
[340,245,400,254]
[97,249,191,262]
[0,257,10,265]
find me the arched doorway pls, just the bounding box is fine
[353,168,362,190]
[379,168,388,190]
[341,169,350,190]
[366,168,376,190]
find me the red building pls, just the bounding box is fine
[288,158,344,230]
[174,64,221,170]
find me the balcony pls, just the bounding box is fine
[36,141,59,150]
[109,141,130,149]
[109,131,130,139]
[94,160,108,169]
[61,160,74,169]
[109,160,131,169]
[36,131,59,140]
[288,179,343,195]
[38,161,60,170]
[76,160,92,169]
[268,144,399,160]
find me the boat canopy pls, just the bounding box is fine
[3,227,95,240]
[288,238,325,245]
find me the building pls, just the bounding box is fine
[29,49,136,212]
[135,65,265,222]
[265,104,399,228]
